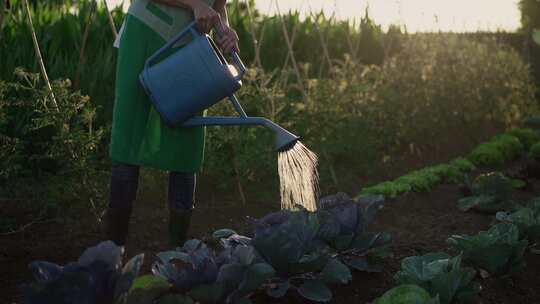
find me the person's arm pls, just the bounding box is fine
[153,0,220,33]
[212,0,239,53]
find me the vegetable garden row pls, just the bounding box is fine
[22,127,540,304]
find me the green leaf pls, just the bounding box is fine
[320,258,352,285]
[510,179,526,189]
[213,229,237,239]
[533,29,540,46]
[344,256,383,272]
[126,275,171,304]
[396,253,450,284]
[297,279,332,302]
[458,195,496,212]
[238,263,276,294]
[375,285,440,304]
[234,246,256,266]
[351,233,380,252]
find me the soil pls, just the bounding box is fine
[2,162,540,304]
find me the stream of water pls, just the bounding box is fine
[277,141,320,211]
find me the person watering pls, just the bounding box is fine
[106,0,239,247]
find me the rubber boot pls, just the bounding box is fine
[168,208,192,248]
[105,207,132,246]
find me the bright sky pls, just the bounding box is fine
[107,0,522,32]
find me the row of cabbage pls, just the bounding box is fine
[360,128,540,199]
[376,183,540,304]
[23,128,540,303]
[372,127,540,303]
[24,193,391,304]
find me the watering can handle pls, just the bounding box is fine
[144,21,198,71]
[144,21,246,81]
[213,25,246,81]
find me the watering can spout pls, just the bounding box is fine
[182,116,299,151]
[266,122,300,152]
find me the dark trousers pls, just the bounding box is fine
[108,162,196,211]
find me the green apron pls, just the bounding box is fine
[109,0,214,172]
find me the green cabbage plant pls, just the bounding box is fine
[496,198,540,241]
[394,253,479,304]
[361,181,412,198]
[374,285,440,304]
[447,223,528,276]
[458,172,516,213]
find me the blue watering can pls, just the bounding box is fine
[139,21,299,151]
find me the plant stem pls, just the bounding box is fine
[22,0,59,112]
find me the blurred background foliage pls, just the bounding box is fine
[0,0,539,218]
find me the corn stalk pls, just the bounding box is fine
[22,0,59,112]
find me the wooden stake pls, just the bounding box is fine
[244,0,262,69]
[0,0,6,40]
[275,0,307,100]
[74,0,97,90]
[103,0,118,40]
[309,11,333,75]
[22,0,59,112]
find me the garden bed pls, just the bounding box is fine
[2,158,540,303]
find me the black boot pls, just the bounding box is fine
[105,207,132,246]
[168,208,192,248]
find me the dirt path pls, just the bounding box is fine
[2,173,540,303]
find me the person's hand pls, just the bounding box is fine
[192,1,220,34]
[215,22,239,54]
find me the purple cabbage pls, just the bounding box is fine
[24,241,144,304]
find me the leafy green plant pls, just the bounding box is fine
[24,241,143,304]
[449,158,476,174]
[447,223,528,276]
[395,169,442,192]
[534,30,540,45]
[250,210,347,302]
[317,193,391,273]
[458,172,516,213]
[0,69,103,181]
[528,141,540,160]
[394,253,479,304]
[468,135,524,167]
[423,164,462,183]
[468,143,506,166]
[492,135,524,160]
[496,199,540,241]
[361,181,411,198]
[506,128,540,150]
[374,285,440,304]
